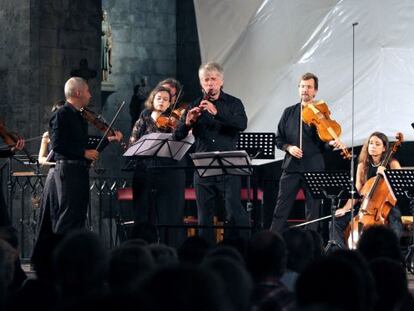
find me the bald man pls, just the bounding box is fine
[48,77,122,234]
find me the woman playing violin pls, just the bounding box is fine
[129,85,186,247]
[332,131,403,249]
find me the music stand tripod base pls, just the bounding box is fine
[302,171,356,252]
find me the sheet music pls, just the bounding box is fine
[123,132,194,161]
[191,150,252,177]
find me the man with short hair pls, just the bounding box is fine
[175,62,249,243]
[49,77,122,234]
[270,73,343,233]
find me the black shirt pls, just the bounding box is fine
[49,102,89,161]
[174,91,247,152]
[0,149,14,158]
[276,103,329,172]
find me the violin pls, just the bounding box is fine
[80,106,126,150]
[346,132,404,249]
[301,101,352,160]
[0,120,36,163]
[155,87,185,130]
[80,107,116,136]
[155,106,186,130]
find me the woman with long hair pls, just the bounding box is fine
[331,131,403,249]
[129,85,186,247]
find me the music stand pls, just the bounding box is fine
[190,150,253,177]
[236,132,276,228]
[302,171,356,252]
[236,132,276,159]
[384,169,414,273]
[123,132,194,161]
[190,150,253,239]
[122,133,195,241]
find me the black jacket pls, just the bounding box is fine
[276,103,329,172]
[175,91,247,152]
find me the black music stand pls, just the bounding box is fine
[191,150,253,178]
[237,132,276,228]
[123,132,194,161]
[123,133,194,240]
[190,150,253,239]
[384,169,414,273]
[236,132,276,159]
[302,171,357,252]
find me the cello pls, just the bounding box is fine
[347,132,404,248]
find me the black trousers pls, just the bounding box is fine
[270,171,321,233]
[132,158,186,247]
[32,168,57,247]
[0,184,11,226]
[52,162,89,235]
[193,173,250,243]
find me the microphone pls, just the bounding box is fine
[352,22,359,26]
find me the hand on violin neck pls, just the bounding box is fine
[84,149,99,161]
[329,139,344,150]
[107,130,123,143]
[286,145,303,159]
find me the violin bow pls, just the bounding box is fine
[168,87,184,115]
[95,101,126,151]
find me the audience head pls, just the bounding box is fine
[147,243,179,267]
[129,222,159,244]
[134,264,230,311]
[296,251,374,311]
[177,236,211,265]
[52,230,108,300]
[282,228,314,273]
[357,225,402,262]
[202,257,252,311]
[108,244,154,294]
[370,257,409,311]
[246,230,286,281]
[205,245,245,266]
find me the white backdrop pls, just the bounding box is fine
[194,0,414,160]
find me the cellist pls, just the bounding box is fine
[332,131,403,249]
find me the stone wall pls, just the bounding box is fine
[0,0,102,256]
[0,0,35,138]
[101,0,176,144]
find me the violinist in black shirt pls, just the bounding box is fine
[175,62,249,243]
[269,73,343,233]
[49,77,122,235]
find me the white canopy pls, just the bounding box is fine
[194,0,414,160]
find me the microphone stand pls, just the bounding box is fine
[348,22,359,249]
